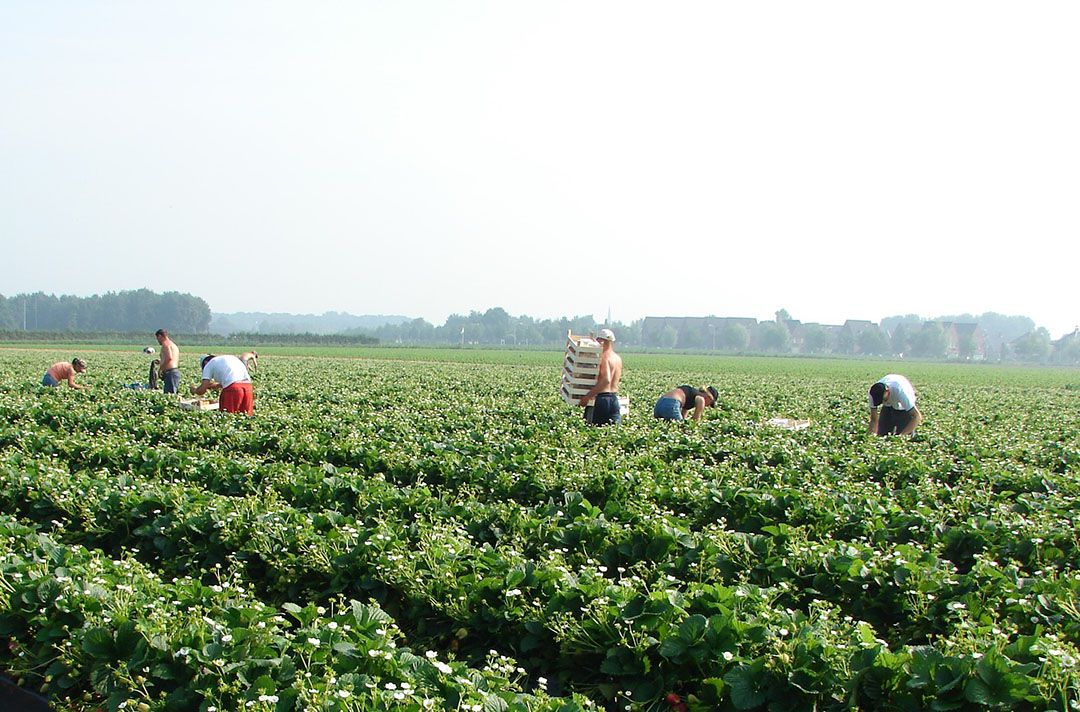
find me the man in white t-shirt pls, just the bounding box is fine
[868,374,923,436]
[191,354,254,414]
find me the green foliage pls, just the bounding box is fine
[0,346,1078,711]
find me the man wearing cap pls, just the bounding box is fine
[578,328,623,425]
[868,373,922,436]
[155,329,181,394]
[653,385,719,422]
[42,358,87,389]
[191,354,254,415]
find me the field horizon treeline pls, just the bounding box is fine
[3,289,1078,364]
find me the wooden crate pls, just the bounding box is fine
[765,417,810,430]
[179,398,219,411]
[560,382,630,414]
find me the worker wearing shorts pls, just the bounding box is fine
[588,392,622,425]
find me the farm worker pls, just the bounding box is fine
[653,385,719,422]
[155,328,181,394]
[577,328,623,425]
[41,358,87,389]
[238,351,258,372]
[868,374,923,436]
[192,354,254,415]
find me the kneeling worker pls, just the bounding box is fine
[653,385,719,422]
[192,354,254,415]
[868,374,922,436]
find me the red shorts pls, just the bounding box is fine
[219,382,254,415]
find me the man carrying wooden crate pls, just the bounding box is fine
[577,328,623,425]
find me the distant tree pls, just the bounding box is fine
[956,330,976,360]
[857,327,890,356]
[775,308,793,324]
[800,325,833,354]
[758,322,790,352]
[1012,328,1052,362]
[910,322,948,359]
[718,323,749,351]
[481,307,512,342]
[835,327,856,355]
[679,322,708,349]
[0,296,15,330]
[0,289,210,333]
[890,323,914,356]
[881,314,924,333]
[658,325,678,349]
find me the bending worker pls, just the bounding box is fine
[653,384,719,421]
[577,328,623,425]
[868,373,922,436]
[42,358,87,389]
[192,354,254,415]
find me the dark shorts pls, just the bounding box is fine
[587,392,621,426]
[161,368,181,394]
[878,407,915,436]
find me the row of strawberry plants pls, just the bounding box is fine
[4,448,1079,709]
[0,513,578,712]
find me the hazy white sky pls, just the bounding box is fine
[3,2,1078,336]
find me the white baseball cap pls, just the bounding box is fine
[596,328,615,342]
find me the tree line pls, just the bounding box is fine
[357,307,1079,363]
[1,293,1074,363]
[0,290,211,334]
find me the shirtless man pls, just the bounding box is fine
[155,329,181,394]
[578,328,623,425]
[42,358,87,389]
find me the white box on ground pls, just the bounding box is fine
[179,401,219,412]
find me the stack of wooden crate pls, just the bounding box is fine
[559,332,629,416]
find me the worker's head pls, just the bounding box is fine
[869,382,887,407]
[596,328,615,344]
[72,358,86,373]
[706,386,719,406]
[201,354,215,369]
[155,328,168,343]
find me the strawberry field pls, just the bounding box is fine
[2,346,1079,711]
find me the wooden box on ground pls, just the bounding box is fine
[179,398,219,411]
[765,417,810,430]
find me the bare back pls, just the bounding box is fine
[159,339,180,371]
[599,349,623,393]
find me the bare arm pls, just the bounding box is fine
[899,406,923,436]
[66,375,84,390]
[867,408,879,435]
[691,395,706,422]
[578,355,612,407]
[191,378,221,396]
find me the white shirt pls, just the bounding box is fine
[201,355,250,389]
[870,374,916,410]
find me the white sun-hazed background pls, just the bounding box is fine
[2,2,1077,336]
